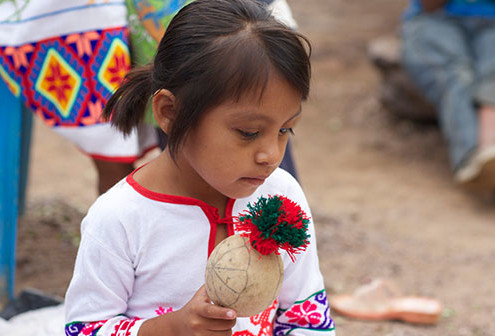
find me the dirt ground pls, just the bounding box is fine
[13,0,495,335]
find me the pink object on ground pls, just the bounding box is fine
[331,279,442,325]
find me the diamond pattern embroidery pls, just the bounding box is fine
[0,27,129,127]
[0,63,21,97]
[98,38,130,93]
[35,48,82,118]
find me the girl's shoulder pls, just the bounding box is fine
[81,178,144,233]
[88,178,137,211]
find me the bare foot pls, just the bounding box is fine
[478,104,495,148]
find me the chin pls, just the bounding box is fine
[226,186,259,200]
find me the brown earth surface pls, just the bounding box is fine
[14,0,495,335]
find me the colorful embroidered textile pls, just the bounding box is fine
[126,0,192,66]
[274,290,335,335]
[0,1,157,161]
[125,0,192,125]
[64,168,335,335]
[1,27,130,127]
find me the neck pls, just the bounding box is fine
[134,150,229,214]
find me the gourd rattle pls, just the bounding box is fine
[205,195,310,317]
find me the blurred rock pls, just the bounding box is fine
[0,289,62,320]
[368,35,437,123]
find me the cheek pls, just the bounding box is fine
[186,125,252,177]
[191,138,238,173]
[209,146,245,173]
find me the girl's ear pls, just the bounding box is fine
[152,89,176,134]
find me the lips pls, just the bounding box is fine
[241,176,267,186]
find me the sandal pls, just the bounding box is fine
[454,145,495,190]
[330,279,442,325]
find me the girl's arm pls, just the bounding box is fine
[419,0,448,12]
[67,289,235,336]
[138,286,235,336]
[273,222,335,335]
[65,199,235,336]
[271,172,336,335]
[64,217,145,336]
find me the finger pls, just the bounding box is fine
[199,301,236,320]
[194,285,236,320]
[205,316,237,331]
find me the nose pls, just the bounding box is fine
[255,137,285,167]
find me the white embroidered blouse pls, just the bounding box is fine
[64,168,335,336]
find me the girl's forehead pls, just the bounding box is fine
[210,94,302,124]
[230,72,300,105]
[200,71,302,122]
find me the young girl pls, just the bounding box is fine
[64,0,335,335]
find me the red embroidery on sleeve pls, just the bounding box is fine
[111,319,137,336]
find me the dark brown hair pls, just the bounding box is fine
[103,0,311,158]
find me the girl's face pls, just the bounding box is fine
[178,72,302,202]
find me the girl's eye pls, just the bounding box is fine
[279,128,295,136]
[237,129,260,140]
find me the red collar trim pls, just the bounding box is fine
[125,168,236,256]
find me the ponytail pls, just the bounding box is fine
[102,64,154,135]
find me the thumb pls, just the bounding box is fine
[195,284,212,303]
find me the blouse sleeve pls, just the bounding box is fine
[64,197,145,336]
[273,173,336,335]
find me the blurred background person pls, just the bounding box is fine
[401,0,495,190]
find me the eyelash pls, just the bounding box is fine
[237,130,259,140]
[237,128,295,140]
[280,128,295,136]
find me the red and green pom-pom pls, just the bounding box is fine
[235,195,310,262]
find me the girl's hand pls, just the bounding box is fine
[139,285,237,336]
[175,285,237,335]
